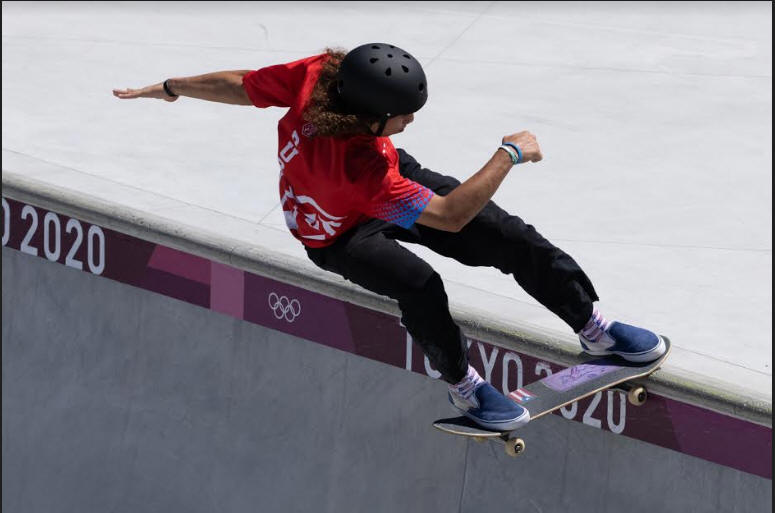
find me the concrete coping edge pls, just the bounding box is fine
[3,171,771,428]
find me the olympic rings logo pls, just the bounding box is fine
[268,292,302,323]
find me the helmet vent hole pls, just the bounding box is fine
[401,65,409,73]
[371,45,380,49]
[369,57,379,63]
[385,67,392,76]
[389,45,395,49]
[418,83,425,91]
[387,54,393,58]
[403,54,410,59]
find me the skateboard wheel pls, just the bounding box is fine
[627,386,647,406]
[505,438,525,457]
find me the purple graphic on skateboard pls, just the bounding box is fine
[542,362,618,392]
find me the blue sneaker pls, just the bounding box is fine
[580,321,667,363]
[448,381,530,431]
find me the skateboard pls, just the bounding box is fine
[433,336,671,456]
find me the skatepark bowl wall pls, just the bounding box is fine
[2,173,772,513]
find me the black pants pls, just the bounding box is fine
[305,149,598,384]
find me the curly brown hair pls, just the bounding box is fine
[302,48,380,138]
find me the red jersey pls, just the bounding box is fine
[241,54,433,248]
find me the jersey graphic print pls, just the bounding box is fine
[370,182,432,229]
[281,183,346,241]
[278,130,300,171]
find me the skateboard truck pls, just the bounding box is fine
[618,382,648,406]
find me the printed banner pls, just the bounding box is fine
[2,196,771,479]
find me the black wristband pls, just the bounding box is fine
[163,79,178,98]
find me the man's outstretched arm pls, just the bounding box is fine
[113,70,253,105]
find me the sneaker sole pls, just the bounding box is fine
[457,408,531,432]
[584,335,667,363]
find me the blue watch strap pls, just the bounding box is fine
[501,142,522,164]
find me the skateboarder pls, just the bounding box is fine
[113,43,666,432]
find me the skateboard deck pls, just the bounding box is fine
[434,336,671,456]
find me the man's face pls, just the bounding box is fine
[370,113,415,136]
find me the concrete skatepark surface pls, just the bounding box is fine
[2,1,771,398]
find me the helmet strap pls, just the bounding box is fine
[372,115,390,137]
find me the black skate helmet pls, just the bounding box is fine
[336,43,428,135]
